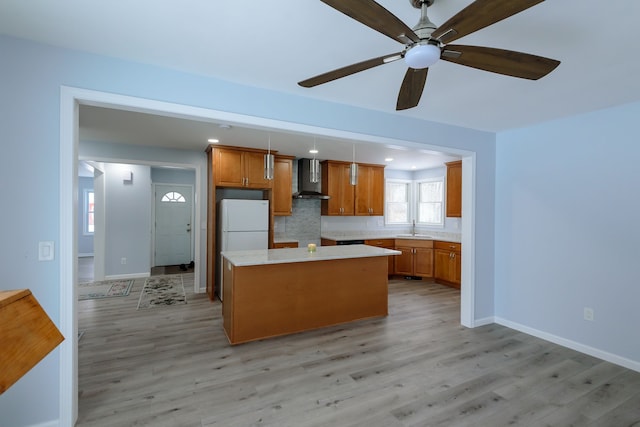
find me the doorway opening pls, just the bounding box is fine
[60,86,477,427]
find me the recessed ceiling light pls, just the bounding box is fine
[208,138,219,143]
[411,165,417,170]
[385,157,394,162]
[309,149,319,154]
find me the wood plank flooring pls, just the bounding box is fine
[77,276,640,426]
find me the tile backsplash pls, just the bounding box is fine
[275,198,321,246]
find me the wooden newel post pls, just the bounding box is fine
[0,289,65,394]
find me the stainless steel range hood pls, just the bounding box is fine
[293,158,330,199]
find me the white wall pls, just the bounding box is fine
[495,100,640,368]
[0,34,495,426]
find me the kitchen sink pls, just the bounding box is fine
[396,233,434,239]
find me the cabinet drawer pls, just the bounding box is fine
[273,241,298,249]
[394,238,433,248]
[365,239,395,247]
[434,241,461,252]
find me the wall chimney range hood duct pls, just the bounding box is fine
[293,158,330,199]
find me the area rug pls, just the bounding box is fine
[137,275,187,309]
[78,279,134,300]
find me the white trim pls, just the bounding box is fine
[495,317,640,373]
[59,86,480,426]
[59,87,77,427]
[460,154,476,327]
[104,272,150,280]
[473,316,496,327]
[29,420,60,427]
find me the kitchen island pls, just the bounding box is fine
[221,245,399,344]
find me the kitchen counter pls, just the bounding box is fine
[221,245,398,345]
[321,231,461,243]
[222,244,399,267]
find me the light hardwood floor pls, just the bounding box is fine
[77,276,640,426]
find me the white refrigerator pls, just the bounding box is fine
[217,199,269,300]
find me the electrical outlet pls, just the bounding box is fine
[584,307,594,321]
[121,257,127,265]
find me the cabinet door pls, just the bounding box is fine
[369,166,385,215]
[446,160,462,218]
[322,162,354,215]
[340,163,355,215]
[273,157,292,216]
[244,151,272,189]
[414,247,434,278]
[215,148,244,187]
[394,246,413,275]
[365,239,394,274]
[355,165,384,216]
[452,251,462,285]
[434,249,451,281]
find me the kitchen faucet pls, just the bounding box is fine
[412,219,416,236]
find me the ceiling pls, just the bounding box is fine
[3,1,640,168]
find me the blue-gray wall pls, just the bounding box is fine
[151,167,196,185]
[0,34,494,426]
[495,100,640,366]
[103,163,152,277]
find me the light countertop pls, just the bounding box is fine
[222,244,400,267]
[320,232,461,243]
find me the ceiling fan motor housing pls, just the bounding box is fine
[410,0,434,8]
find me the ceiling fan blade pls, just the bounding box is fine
[298,52,403,88]
[321,0,419,44]
[396,68,428,110]
[432,0,545,43]
[441,45,560,80]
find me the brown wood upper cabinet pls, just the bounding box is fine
[356,165,385,216]
[321,160,384,216]
[213,146,273,189]
[321,161,355,216]
[446,160,462,217]
[273,156,293,216]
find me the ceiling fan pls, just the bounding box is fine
[298,0,560,110]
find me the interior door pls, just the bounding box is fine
[154,184,193,266]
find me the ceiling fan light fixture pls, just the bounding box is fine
[404,42,440,69]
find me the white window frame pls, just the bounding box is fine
[416,177,445,228]
[83,188,94,235]
[384,179,412,225]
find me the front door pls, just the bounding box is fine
[154,184,193,266]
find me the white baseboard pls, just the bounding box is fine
[495,317,640,373]
[472,316,495,327]
[29,420,59,427]
[104,272,150,280]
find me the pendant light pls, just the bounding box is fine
[310,137,320,183]
[350,144,358,186]
[264,134,274,180]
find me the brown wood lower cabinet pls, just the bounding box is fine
[365,239,395,275]
[434,241,461,288]
[393,239,434,278]
[273,241,298,249]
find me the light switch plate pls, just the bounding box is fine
[38,241,55,261]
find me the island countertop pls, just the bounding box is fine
[221,244,400,267]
